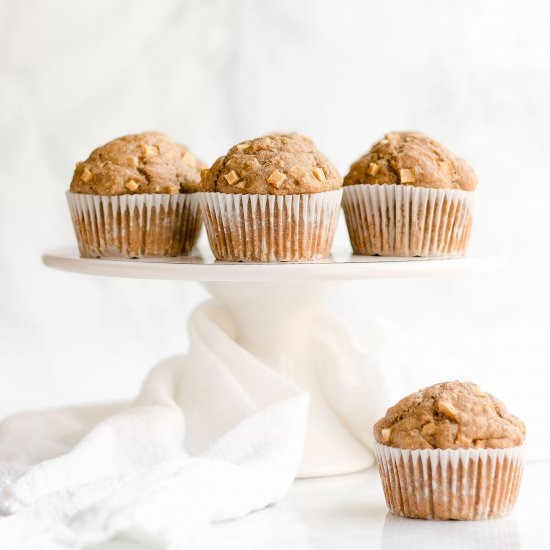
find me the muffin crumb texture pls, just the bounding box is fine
[374,381,525,449]
[344,132,477,191]
[201,133,341,195]
[70,132,205,195]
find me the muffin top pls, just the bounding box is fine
[344,132,477,191]
[373,381,525,450]
[70,132,205,195]
[200,133,342,195]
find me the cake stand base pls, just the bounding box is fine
[203,281,374,477]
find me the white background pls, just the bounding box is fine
[0,0,548,458]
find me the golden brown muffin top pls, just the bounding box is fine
[344,132,477,191]
[200,133,342,195]
[70,132,205,195]
[374,381,525,450]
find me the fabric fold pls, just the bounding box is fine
[0,300,308,548]
[0,299,405,548]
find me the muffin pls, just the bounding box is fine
[373,381,525,520]
[68,132,205,258]
[199,133,342,262]
[342,132,477,257]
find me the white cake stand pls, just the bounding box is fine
[42,247,504,478]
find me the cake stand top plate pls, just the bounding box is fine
[42,247,504,282]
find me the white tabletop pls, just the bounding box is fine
[94,461,548,550]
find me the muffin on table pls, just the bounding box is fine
[342,132,477,257]
[199,133,343,262]
[68,132,204,258]
[373,381,525,520]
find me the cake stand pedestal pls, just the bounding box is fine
[42,247,503,478]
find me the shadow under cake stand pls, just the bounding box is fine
[43,247,503,478]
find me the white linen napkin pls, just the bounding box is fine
[0,299,401,549]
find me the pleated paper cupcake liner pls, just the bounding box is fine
[374,442,525,520]
[198,190,342,262]
[67,192,202,258]
[342,184,475,257]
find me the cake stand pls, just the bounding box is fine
[42,247,503,478]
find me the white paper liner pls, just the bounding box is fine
[374,442,525,520]
[198,190,342,262]
[67,192,201,258]
[342,184,475,257]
